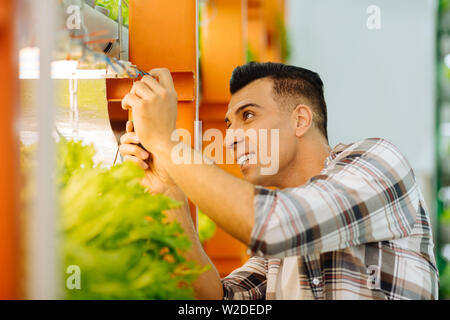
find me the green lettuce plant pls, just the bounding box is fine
[198,210,216,244]
[22,139,206,299]
[95,0,129,25]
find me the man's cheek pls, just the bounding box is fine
[258,128,280,176]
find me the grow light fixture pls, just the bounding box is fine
[19,47,147,80]
[19,47,107,80]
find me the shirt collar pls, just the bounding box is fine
[325,142,351,166]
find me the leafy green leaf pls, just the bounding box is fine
[95,0,129,25]
[44,138,205,299]
[198,210,216,243]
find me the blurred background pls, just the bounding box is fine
[0,0,449,299]
[287,0,450,298]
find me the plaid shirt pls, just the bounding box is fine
[222,138,439,300]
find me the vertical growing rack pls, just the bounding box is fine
[199,0,287,277]
[106,0,199,223]
[0,0,291,294]
[0,0,19,300]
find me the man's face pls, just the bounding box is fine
[225,78,298,186]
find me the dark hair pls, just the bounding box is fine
[229,62,328,141]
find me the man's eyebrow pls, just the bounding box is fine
[224,103,261,123]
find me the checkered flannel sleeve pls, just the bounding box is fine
[249,138,421,258]
[222,256,267,300]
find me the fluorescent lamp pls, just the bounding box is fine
[19,47,107,79]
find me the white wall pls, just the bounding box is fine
[287,0,437,211]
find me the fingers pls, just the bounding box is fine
[126,120,134,133]
[123,70,175,113]
[122,92,142,111]
[119,132,140,145]
[119,143,149,161]
[119,131,151,170]
[148,68,175,91]
[123,155,149,170]
[141,75,165,95]
[132,81,153,100]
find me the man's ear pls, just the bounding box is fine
[292,104,313,138]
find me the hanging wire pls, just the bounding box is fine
[113,146,120,166]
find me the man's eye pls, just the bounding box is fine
[243,111,254,120]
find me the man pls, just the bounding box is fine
[119,62,439,300]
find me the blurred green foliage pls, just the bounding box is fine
[95,0,129,25]
[22,139,207,299]
[441,263,450,299]
[442,207,450,224]
[442,0,450,11]
[198,210,216,244]
[276,12,291,62]
[246,43,257,63]
[59,139,207,299]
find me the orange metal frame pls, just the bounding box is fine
[0,0,287,296]
[105,0,198,222]
[200,0,285,277]
[262,0,285,62]
[248,0,285,63]
[0,0,19,299]
[199,0,248,277]
[248,0,267,62]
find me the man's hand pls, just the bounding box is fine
[119,120,177,196]
[121,68,254,246]
[119,121,224,300]
[118,67,252,299]
[121,68,178,155]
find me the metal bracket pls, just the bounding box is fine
[118,0,128,61]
